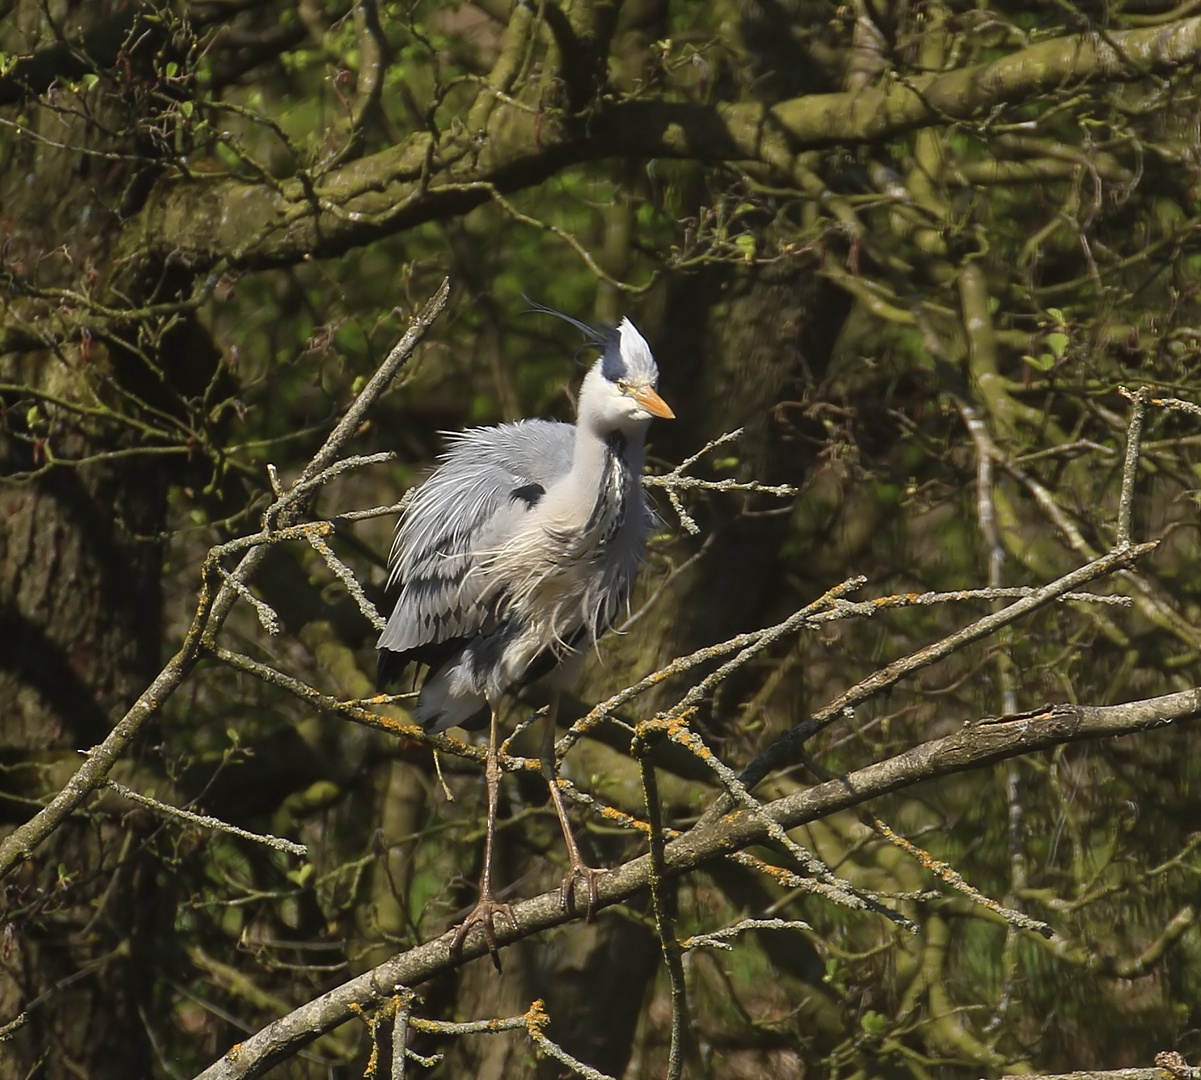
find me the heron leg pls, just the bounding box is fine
[541,691,607,920]
[450,703,516,972]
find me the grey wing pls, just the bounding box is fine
[376,419,574,663]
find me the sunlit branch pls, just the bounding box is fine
[104,779,307,857]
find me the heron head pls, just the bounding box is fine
[591,318,674,425]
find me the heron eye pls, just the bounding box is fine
[616,379,632,394]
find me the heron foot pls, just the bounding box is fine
[450,895,517,972]
[559,862,608,921]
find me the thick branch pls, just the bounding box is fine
[192,687,1201,1080]
[127,18,1201,271]
[766,17,1201,145]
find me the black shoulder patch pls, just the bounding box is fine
[510,482,546,507]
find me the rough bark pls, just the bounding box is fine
[17,17,1192,281]
[0,9,185,1074]
[0,183,167,1080]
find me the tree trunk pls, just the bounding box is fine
[0,9,186,1075]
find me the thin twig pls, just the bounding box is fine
[737,541,1157,793]
[825,587,1132,612]
[329,492,414,525]
[1116,385,1150,548]
[526,998,617,1080]
[644,715,911,927]
[998,449,1201,651]
[642,427,797,535]
[682,918,812,951]
[306,533,386,631]
[208,645,473,757]
[409,1013,525,1034]
[562,578,1126,761]
[279,452,396,510]
[105,779,307,857]
[1151,395,1201,418]
[217,567,281,635]
[0,281,449,881]
[635,742,690,1080]
[391,993,412,1080]
[204,521,335,559]
[866,815,1049,936]
[1001,1070,1201,1080]
[642,473,798,499]
[558,575,867,758]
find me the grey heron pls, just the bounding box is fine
[377,311,673,967]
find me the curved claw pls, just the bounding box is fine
[559,863,608,921]
[450,897,517,972]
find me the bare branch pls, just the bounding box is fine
[1152,396,1201,418]
[643,428,797,535]
[134,22,1201,271]
[868,816,1049,936]
[189,686,1201,1080]
[558,575,868,758]
[306,532,386,631]
[681,918,812,952]
[1003,1070,1201,1080]
[104,779,307,857]
[0,281,450,881]
[737,541,1157,792]
[216,566,281,635]
[1116,385,1151,548]
[635,738,691,1080]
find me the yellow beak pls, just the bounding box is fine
[633,386,675,419]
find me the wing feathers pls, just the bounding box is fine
[376,420,574,679]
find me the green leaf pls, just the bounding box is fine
[286,862,315,887]
[860,1010,888,1035]
[1046,332,1069,358]
[81,72,99,91]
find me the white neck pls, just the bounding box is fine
[572,380,648,485]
